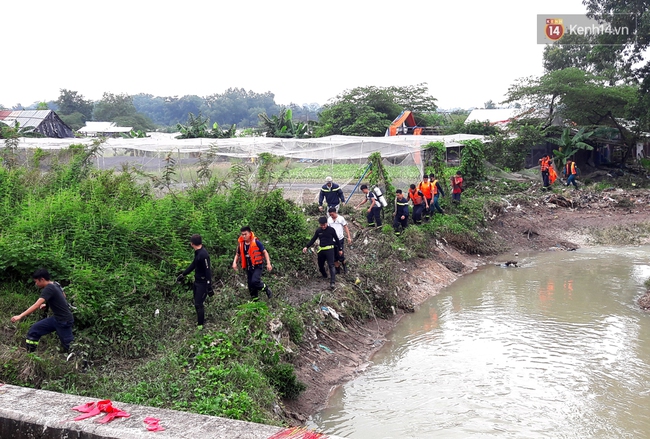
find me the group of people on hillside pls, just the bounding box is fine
[10,172,464,354]
[350,172,464,236]
[539,155,580,190]
[11,228,277,354]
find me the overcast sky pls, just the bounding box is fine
[2,0,589,111]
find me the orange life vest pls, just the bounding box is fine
[238,233,264,268]
[418,181,433,199]
[408,188,424,205]
[565,162,577,175]
[540,157,550,172]
[431,179,439,195]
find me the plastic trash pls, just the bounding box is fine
[71,400,130,424]
[144,417,165,431]
[318,344,333,354]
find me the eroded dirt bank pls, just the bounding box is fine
[283,188,650,423]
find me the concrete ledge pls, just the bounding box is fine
[0,384,344,439]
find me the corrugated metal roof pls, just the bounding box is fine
[0,110,52,129]
[0,110,74,138]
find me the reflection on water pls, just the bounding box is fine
[308,246,650,438]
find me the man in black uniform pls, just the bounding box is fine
[318,176,346,212]
[11,268,74,353]
[393,189,409,236]
[177,234,213,327]
[303,217,343,289]
[356,184,382,227]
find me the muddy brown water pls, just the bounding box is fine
[308,246,650,438]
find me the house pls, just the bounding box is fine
[78,122,133,137]
[0,110,74,138]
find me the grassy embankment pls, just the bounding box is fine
[0,145,546,424]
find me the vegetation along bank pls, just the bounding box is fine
[1,143,650,429]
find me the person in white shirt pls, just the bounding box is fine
[328,207,352,274]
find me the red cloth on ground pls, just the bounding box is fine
[71,400,130,424]
[143,416,165,431]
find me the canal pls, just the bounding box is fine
[309,246,650,438]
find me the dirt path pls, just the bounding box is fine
[282,188,650,423]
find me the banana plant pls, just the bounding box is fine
[258,108,313,138]
[549,128,594,166]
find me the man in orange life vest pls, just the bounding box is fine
[417,175,434,220]
[232,226,273,300]
[539,155,552,189]
[407,183,428,224]
[429,173,445,215]
[563,159,579,189]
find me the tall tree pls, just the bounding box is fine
[56,89,94,120]
[584,0,650,134]
[203,88,279,128]
[505,68,640,163]
[316,84,437,137]
[94,93,155,131]
[583,0,649,80]
[93,93,137,121]
[484,100,496,109]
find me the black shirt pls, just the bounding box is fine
[182,247,212,283]
[306,226,341,250]
[40,283,73,323]
[395,198,409,217]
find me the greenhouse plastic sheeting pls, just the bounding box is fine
[15,133,485,161]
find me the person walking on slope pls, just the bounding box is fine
[356,184,382,227]
[319,176,346,212]
[407,183,428,224]
[177,234,213,327]
[563,159,579,189]
[539,155,552,190]
[417,175,434,220]
[450,171,464,204]
[393,189,409,236]
[11,268,74,353]
[429,173,445,215]
[328,207,352,274]
[303,217,343,290]
[232,226,273,300]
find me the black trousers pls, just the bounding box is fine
[26,316,74,352]
[412,204,424,224]
[193,282,208,326]
[246,265,265,298]
[367,206,382,226]
[318,248,336,283]
[424,198,433,218]
[542,170,550,187]
[393,214,409,234]
[335,240,346,264]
